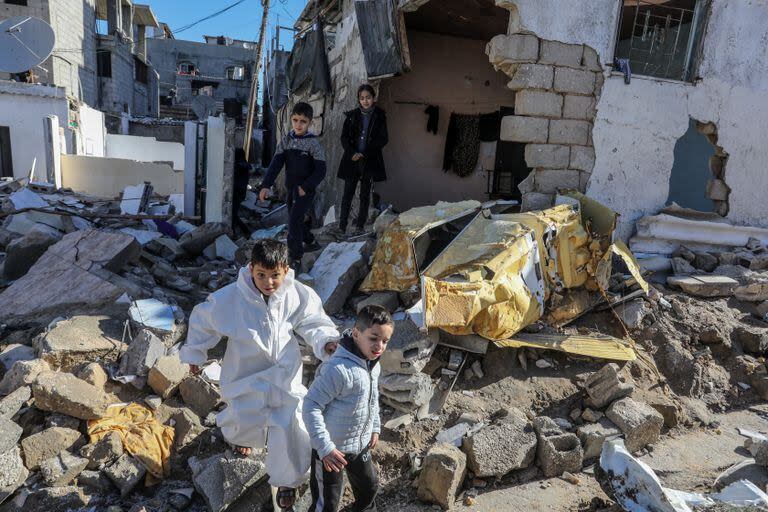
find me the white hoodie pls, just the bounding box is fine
[180,266,339,487]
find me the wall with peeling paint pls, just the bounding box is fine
[497,0,768,239]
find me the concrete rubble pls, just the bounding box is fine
[0,179,766,512]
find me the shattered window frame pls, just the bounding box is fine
[613,0,710,82]
[225,65,245,81]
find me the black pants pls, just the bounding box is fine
[309,448,378,512]
[339,176,373,232]
[286,186,315,261]
[232,190,250,237]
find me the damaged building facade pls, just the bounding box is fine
[282,0,768,241]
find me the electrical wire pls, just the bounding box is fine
[174,0,248,34]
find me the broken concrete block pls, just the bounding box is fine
[39,451,89,486]
[524,143,570,168]
[356,291,400,314]
[500,115,549,143]
[32,372,110,420]
[80,431,124,470]
[667,275,738,297]
[486,34,539,69]
[536,432,583,478]
[581,408,604,423]
[379,372,434,409]
[380,319,438,375]
[693,252,719,272]
[21,426,84,470]
[0,358,50,396]
[148,354,189,399]
[733,326,768,355]
[104,454,146,497]
[0,344,36,373]
[539,40,583,67]
[0,386,31,419]
[577,418,621,460]
[563,96,596,122]
[36,314,127,372]
[120,183,152,215]
[172,408,206,449]
[145,237,185,261]
[309,241,368,315]
[179,375,221,418]
[671,257,697,276]
[614,299,650,330]
[2,228,60,280]
[119,329,165,379]
[606,398,664,453]
[554,67,595,95]
[515,91,563,119]
[77,362,108,389]
[735,280,768,302]
[522,192,554,211]
[417,443,467,511]
[506,63,554,91]
[549,119,590,146]
[0,417,23,455]
[78,469,115,493]
[585,363,634,409]
[179,222,230,255]
[462,408,537,477]
[0,230,140,327]
[0,447,28,505]
[14,485,91,511]
[534,169,581,194]
[128,298,185,345]
[189,451,268,512]
[204,235,239,262]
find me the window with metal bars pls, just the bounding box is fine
[614,0,710,82]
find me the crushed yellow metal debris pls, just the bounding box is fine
[495,333,637,361]
[363,193,650,358]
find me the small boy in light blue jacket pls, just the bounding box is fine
[303,305,394,512]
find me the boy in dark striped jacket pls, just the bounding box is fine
[259,102,326,270]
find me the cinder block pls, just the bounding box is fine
[549,120,590,145]
[521,192,554,212]
[487,34,539,67]
[501,116,549,143]
[554,68,596,95]
[539,41,584,68]
[570,145,595,172]
[563,95,596,120]
[582,46,603,71]
[524,144,570,169]
[507,64,554,91]
[515,90,563,118]
[534,169,581,194]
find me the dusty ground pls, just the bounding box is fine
[360,287,768,512]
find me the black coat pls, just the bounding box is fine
[337,106,388,182]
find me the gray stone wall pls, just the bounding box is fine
[48,0,98,105]
[487,34,602,210]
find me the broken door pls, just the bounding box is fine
[355,0,408,78]
[0,126,12,177]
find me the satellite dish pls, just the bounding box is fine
[0,16,55,73]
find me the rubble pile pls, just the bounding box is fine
[2,180,767,511]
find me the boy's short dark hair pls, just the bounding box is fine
[291,102,314,120]
[355,305,394,331]
[250,239,289,269]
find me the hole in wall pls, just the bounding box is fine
[666,118,729,216]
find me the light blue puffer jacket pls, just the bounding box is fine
[302,336,381,458]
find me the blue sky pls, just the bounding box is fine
[150,0,307,47]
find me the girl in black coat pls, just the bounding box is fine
[337,84,389,235]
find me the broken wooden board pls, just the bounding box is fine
[495,333,636,361]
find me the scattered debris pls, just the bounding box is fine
[417,443,467,511]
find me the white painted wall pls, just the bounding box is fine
[61,154,184,197]
[105,134,185,171]
[500,0,768,239]
[77,104,106,157]
[0,83,70,180]
[205,115,226,223]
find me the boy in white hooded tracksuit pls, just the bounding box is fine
[180,239,339,510]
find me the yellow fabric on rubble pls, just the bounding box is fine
[87,403,174,480]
